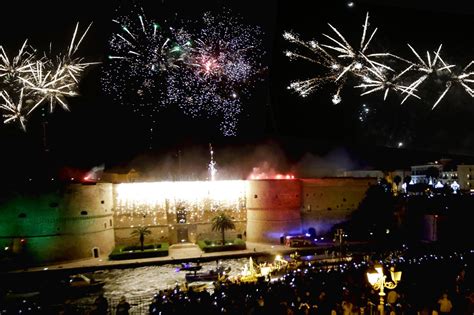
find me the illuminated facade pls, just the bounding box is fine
[0,177,375,263]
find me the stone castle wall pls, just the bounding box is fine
[0,178,374,263]
[0,183,115,263]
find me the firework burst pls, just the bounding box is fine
[166,10,264,135]
[0,40,36,83]
[400,44,455,106]
[0,89,27,131]
[102,6,191,116]
[355,60,418,101]
[283,31,344,101]
[430,59,474,109]
[0,23,96,131]
[284,13,393,104]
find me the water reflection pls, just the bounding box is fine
[74,258,250,306]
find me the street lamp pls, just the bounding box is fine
[367,264,402,315]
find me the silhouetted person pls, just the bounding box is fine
[93,294,108,315]
[116,296,130,315]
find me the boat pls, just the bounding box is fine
[64,274,105,293]
[178,262,203,272]
[228,257,267,283]
[184,266,230,283]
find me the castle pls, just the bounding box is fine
[0,177,375,263]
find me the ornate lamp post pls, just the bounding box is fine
[367,264,402,315]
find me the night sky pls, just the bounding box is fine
[0,0,473,181]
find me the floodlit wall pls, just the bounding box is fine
[246,180,302,243]
[300,178,376,236]
[0,183,115,263]
[0,177,375,264]
[112,181,247,245]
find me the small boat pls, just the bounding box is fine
[178,262,203,272]
[65,274,105,293]
[185,266,230,283]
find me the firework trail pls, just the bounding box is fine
[208,143,217,181]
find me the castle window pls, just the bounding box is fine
[18,213,27,218]
[49,202,59,208]
[101,200,105,204]
[81,210,88,216]
[342,198,346,202]
[327,207,332,211]
[110,219,113,227]
[254,194,258,198]
[104,223,107,229]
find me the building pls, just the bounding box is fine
[456,165,474,191]
[0,177,375,264]
[408,161,474,191]
[410,163,443,185]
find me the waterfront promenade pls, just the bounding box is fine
[8,242,330,274]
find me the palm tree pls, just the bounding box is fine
[131,226,152,251]
[211,213,235,245]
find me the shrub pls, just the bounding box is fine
[198,239,246,253]
[108,243,169,260]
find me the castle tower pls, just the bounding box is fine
[246,179,302,243]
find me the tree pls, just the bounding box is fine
[348,183,397,241]
[211,213,235,245]
[131,226,152,251]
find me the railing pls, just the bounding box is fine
[74,296,154,315]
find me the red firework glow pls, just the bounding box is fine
[249,174,295,180]
[248,165,295,180]
[197,55,220,76]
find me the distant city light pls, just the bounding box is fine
[347,1,355,7]
[398,142,404,148]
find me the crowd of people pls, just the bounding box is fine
[145,251,473,315]
[2,249,472,314]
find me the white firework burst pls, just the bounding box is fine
[0,89,27,131]
[320,12,393,80]
[20,61,76,114]
[0,22,96,131]
[355,58,418,101]
[283,31,343,98]
[430,60,474,109]
[0,40,36,82]
[55,22,99,84]
[284,12,393,104]
[401,44,454,106]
